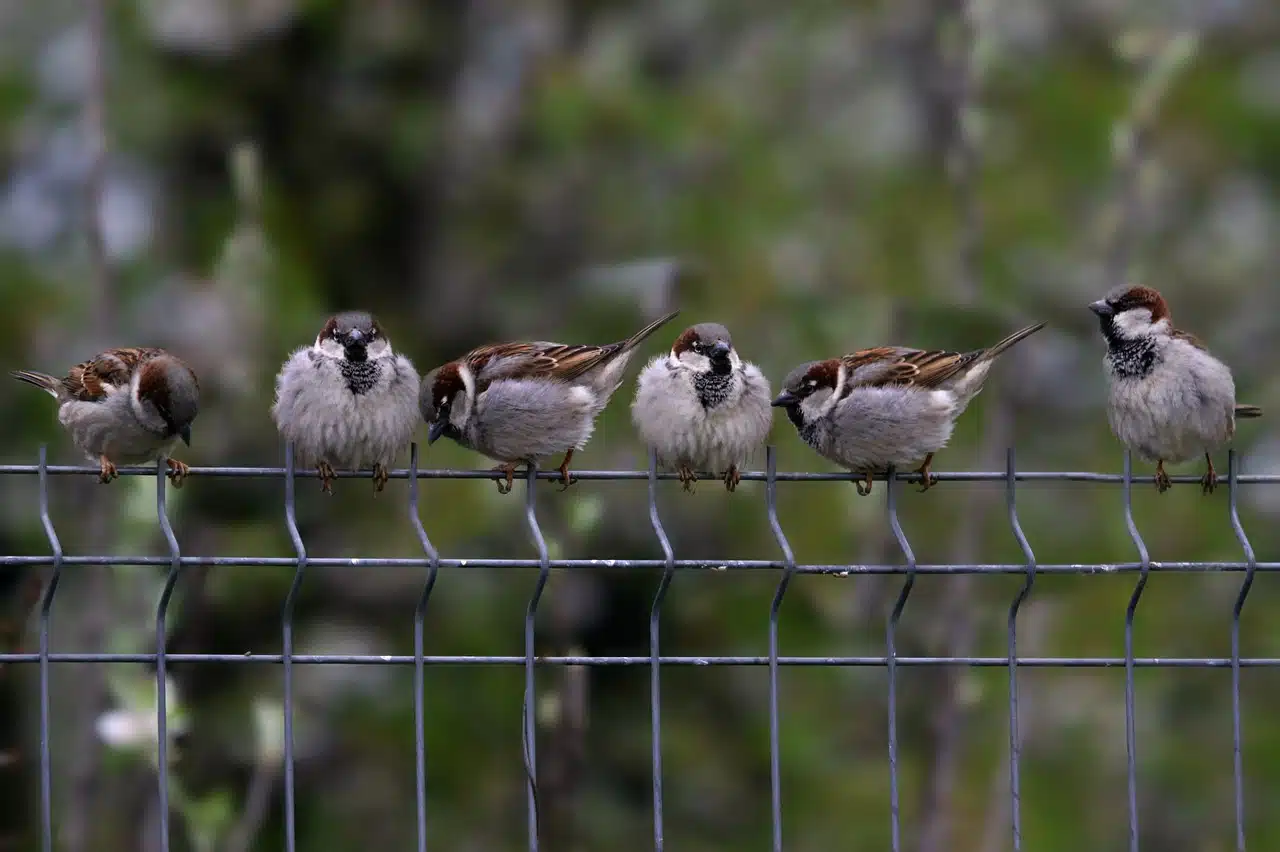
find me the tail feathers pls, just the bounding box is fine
[1236,404,1262,419]
[10,370,63,399]
[981,321,1047,361]
[618,310,680,354]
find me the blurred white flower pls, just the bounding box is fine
[96,673,188,763]
[252,697,285,765]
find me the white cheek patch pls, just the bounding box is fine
[366,338,392,358]
[315,337,346,358]
[676,351,712,372]
[1113,308,1159,338]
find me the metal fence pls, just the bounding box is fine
[2,443,1274,852]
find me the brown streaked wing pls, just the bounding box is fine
[1171,327,1207,351]
[839,346,980,390]
[63,346,166,402]
[465,341,621,388]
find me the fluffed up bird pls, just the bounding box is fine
[771,323,1045,495]
[1090,285,1261,494]
[421,311,680,493]
[272,311,420,494]
[631,322,772,491]
[11,347,200,485]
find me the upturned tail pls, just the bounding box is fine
[981,321,1047,361]
[617,310,680,355]
[1236,404,1262,419]
[10,370,63,399]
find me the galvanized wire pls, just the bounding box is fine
[10,442,1274,852]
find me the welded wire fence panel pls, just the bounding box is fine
[3,443,1275,852]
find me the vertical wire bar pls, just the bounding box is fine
[37,446,62,852]
[408,444,439,852]
[281,443,307,852]
[154,457,182,852]
[522,462,549,851]
[1005,448,1036,851]
[885,466,916,852]
[1121,451,1151,852]
[765,446,796,852]
[647,449,674,852]
[1227,450,1255,852]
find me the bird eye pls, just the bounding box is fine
[806,379,817,388]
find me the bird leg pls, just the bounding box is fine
[1154,459,1171,493]
[677,464,697,493]
[723,465,742,493]
[165,458,190,488]
[1200,453,1218,495]
[914,453,937,493]
[317,461,337,495]
[556,449,578,491]
[97,455,118,484]
[493,463,518,495]
[372,462,390,494]
[854,470,875,497]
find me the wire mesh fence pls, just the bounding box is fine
[2,443,1274,852]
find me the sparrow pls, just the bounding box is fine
[771,323,1045,495]
[631,322,772,492]
[271,311,421,494]
[11,347,200,485]
[422,310,680,493]
[1089,285,1261,494]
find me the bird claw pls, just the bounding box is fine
[165,458,190,488]
[723,465,741,493]
[678,465,697,493]
[1154,461,1171,494]
[854,471,874,497]
[1201,455,1218,495]
[493,464,517,495]
[317,462,337,495]
[97,455,118,484]
[372,463,389,494]
[556,450,577,492]
[915,454,937,493]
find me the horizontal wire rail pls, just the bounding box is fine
[4,443,1267,852]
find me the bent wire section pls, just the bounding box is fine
[408,444,440,852]
[885,465,917,852]
[647,449,675,851]
[37,446,62,852]
[1005,447,1037,851]
[281,443,308,852]
[1122,451,1152,852]
[523,462,549,851]
[154,456,183,852]
[765,446,797,852]
[1228,450,1255,852]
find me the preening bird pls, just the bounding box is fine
[271,311,420,494]
[11,347,200,485]
[631,322,772,491]
[772,323,1045,495]
[1090,285,1261,494]
[421,311,679,493]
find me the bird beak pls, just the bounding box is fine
[427,419,448,445]
[771,390,800,408]
[1088,300,1114,318]
[347,328,365,345]
[709,341,731,361]
[179,424,192,446]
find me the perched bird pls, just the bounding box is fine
[422,311,680,493]
[1089,285,1261,494]
[272,311,420,494]
[771,323,1045,495]
[11,347,200,485]
[631,322,772,491]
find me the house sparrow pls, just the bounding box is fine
[771,323,1045,495]
[422,310,680,493]
[1089,285,1261,494]
[271,311,420,494]
[11,347,200,485]
[631,322,772,492]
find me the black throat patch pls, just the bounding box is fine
[1105,336,1158,379]
[693,372,732,409]
[339,359,381,395]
